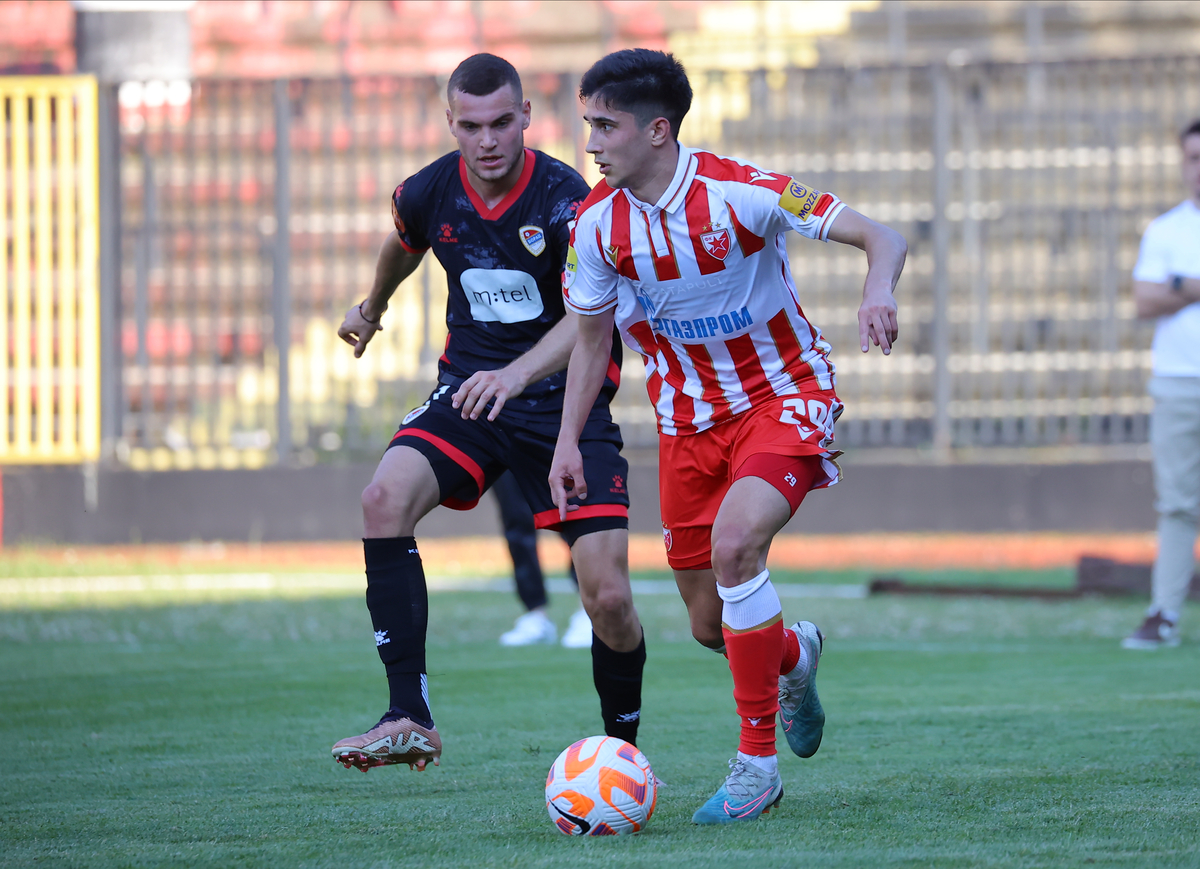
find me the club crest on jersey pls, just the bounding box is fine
[700,228,731,260]
[519,225,546,257]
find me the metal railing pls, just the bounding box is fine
[1,75,101,464]
[109,55,1200,467]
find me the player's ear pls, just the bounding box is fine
[521,99,532,130]
[648,117,671,147]
[446,106,454,132]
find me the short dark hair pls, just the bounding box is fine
[1182,118,1200,144]
[579,49,692,139]
[447,53,522,103]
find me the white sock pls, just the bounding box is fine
[716,570,781,631]
[738,751,778,776]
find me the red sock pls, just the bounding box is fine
[779,627,800,675]
[723,617,784,756]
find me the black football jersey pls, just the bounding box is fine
[392,148,621,419]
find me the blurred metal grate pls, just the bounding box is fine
[110,56,1198,468]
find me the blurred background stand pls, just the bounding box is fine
[3,1,1199,543]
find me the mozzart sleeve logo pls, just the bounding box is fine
[562,244,578,291]
[779,179,821,221]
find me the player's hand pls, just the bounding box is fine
[452,365,528,421]
[858,285,898,355]
[549,441,586,523]
[337,301,384,358]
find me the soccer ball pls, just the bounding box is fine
[545,736,657,836]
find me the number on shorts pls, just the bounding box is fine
[779,398,834,439]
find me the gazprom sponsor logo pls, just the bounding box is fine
[651,305,753,339]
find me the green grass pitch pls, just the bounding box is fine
[2,580,1198,868]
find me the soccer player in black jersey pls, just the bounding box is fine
[332,54,646,773]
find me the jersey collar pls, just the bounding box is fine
[624,145,697,215]
[458,148,537,221]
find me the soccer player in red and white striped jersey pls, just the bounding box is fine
[549,49,907,825]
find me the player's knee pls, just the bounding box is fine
[361,480,418,530]
[361,481,391,521]
[584,583,633,622]
[709,530,758,582]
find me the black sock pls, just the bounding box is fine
[592,632,646,746]
[364,536,433,729]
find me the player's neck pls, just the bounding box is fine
[628,143,681,208]
[464,148,527,210]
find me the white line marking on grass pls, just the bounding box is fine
[0,575,868,600]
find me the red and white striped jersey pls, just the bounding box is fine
[563,145,846,436]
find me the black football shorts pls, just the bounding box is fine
[386,382,629,546]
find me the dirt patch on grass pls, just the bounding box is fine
[1,532,1162,576]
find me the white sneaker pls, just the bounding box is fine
[500,610,557,646]
[561,608,593,648]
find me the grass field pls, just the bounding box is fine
[2,559,1198,868]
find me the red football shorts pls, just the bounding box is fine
[658,390,843,571]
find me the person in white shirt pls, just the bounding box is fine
[1122,118,1200,649]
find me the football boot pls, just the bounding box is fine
[778,621,825,758]
[332,712,441,772]
[692,758,783,824]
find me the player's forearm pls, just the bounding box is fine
[507,313,580,387]
[364,232,423,320]
[1135,278,1200,319]
[861,222,907,296]
[558,313,614,446]
[827,208,907,295]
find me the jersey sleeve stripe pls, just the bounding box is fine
[812,193,835,217]
[816,198,845,240]
[395,235,429,254]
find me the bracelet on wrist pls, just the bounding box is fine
[358,301,381,324]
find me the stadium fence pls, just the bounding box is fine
[100,55,1200,469]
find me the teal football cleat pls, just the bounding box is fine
[691,758,783,825]
[778,621,824,758]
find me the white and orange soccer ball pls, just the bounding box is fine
[545,736,657,836]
